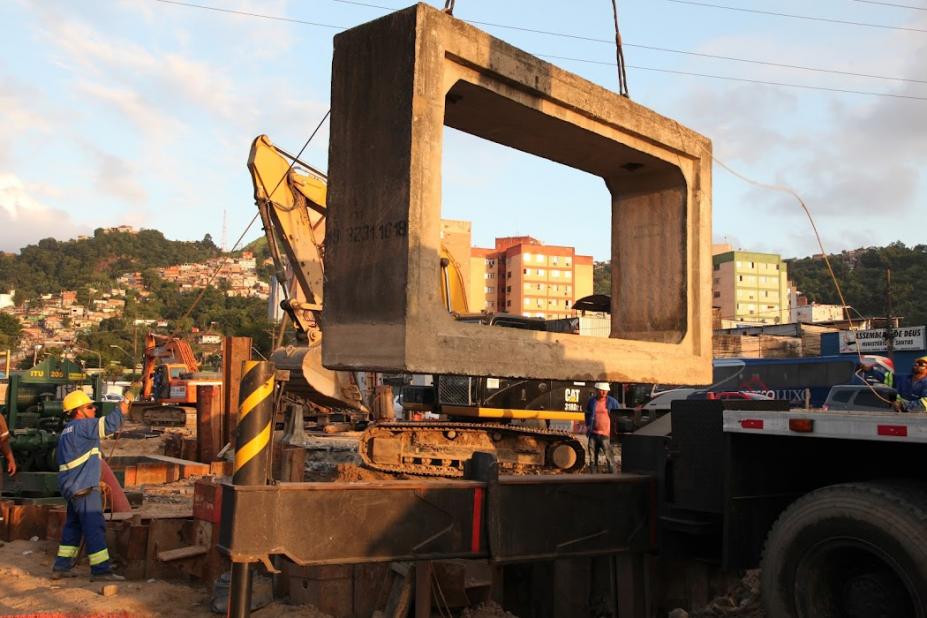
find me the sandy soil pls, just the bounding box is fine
[0,425,337,617]
[0,539,332,617]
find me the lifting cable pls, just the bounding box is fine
[176,110,331,328]
[702,146,896,407]
[610,0,630,97]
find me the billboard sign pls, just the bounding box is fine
[839,326,925,354]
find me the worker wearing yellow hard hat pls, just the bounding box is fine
[62,391,93,415]
[52,391,130,582]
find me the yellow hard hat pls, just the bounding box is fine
[62,390,93,412]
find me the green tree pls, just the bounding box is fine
[0,313,23,350]
[0,228,223,297]
[788,243,927,327]
[593,261,611,295]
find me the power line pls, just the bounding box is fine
[152,0,927,102]
[153,0,345,29]
[619,42,926,85]
[851,0,927,10]
[332,0,927,85]
[542,54,927,101]
[661,0,927,34]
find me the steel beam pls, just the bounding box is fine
[218,474,653,566]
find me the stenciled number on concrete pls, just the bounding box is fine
[330,220,408,246]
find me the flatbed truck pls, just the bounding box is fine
[220,398,927,617]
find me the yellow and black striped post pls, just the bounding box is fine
[229,360,275,618]
[233,360,275,485]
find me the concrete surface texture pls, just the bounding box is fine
[324,3,712,384]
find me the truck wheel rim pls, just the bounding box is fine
[794,537,920,618]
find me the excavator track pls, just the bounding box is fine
[134,403,196,428]
[358,422,586,478]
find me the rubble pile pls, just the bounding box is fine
[689,569,763,617]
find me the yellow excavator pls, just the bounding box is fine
[248,135,586,476]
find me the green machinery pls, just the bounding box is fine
[0,357,112,496]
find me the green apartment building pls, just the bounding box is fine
[712,250,789,326]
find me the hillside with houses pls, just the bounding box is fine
[0,229,273,372]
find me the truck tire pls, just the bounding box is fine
[761,481,927,618]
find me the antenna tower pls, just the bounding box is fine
[221,209,228,252]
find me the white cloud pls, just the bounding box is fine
[113,0,296,59]
[679,83,801,165]
[0,77,53,166]
[42,17,158,77]
[668,13,927,258]
[36,10,245,124]
[84,148,148,204]
[0,173,89,252]
[161,54,241,121]
[76,80,186,140]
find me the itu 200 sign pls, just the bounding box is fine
[839,326,926,354]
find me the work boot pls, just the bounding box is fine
[90,572,125,582]
[51,569,78,580]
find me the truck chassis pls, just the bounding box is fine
[220,400,927,617]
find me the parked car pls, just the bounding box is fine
[822,384,896,412]
[100,393,124,402]
[641,388,698,413]
[642,389,772,413]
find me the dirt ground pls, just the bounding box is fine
[0,426,340,617]
[0,539,332,617]
[0,427,764,617]
[0,533,763,618]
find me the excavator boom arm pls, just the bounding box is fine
[249,135,326,333]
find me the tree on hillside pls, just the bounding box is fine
[593,261,611,295]
[0,229,223,298]
[0,313,23,350]
[788,243,927,326]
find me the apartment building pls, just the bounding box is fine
[712,248,789,326]
[470,236,593,319]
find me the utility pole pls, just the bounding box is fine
[885,268,896,362]
[133,321,139,371]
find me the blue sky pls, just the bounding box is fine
[1,0,925,261]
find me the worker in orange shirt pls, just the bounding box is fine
[584,382,620,473]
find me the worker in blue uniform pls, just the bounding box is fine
[51,390,128,581]
[895,356,927,413]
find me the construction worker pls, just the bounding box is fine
[0,413,16,476]
[584,382,620,473]
[855,355,895,388]
[895,356,927,413]
[51,391,128,581]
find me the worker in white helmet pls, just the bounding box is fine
[584,382,620,473]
